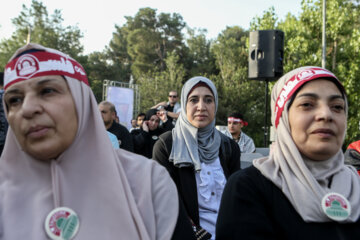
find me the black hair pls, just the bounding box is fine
[137,113,145,119]
[145,109,158,120]
[228,112,245,120]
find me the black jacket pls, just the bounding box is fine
[152,131,240,226]
[216,166,360,240]
[108,121,134,152]
[132,120,173,158]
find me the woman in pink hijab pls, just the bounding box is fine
[0,43,193,240]
[216,67,360,239]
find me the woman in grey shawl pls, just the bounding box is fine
[216,67,360,240]
[153,76,240,240]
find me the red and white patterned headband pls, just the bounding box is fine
[228,117,241,122]
[274,67,340,128]
[4,51,88,89]
[228,117,248,126]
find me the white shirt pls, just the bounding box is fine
[195,158,226,240]
[223,129,256,153]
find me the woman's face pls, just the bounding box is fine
[148,115,160,131]
[4,75,78,161]
[288,79,346,161]
[186,86,215,128]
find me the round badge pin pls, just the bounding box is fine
[45,207,80,240]
[321,192,351,221]
[152,135,159,140]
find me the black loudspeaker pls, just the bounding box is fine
[248,30,284,80]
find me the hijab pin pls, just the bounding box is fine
[45,207,80,240]
[321,192,351,221]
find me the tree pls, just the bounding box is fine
[250,6,278,30]
[108,8,187,80]
[0,0,83,69]
[137,51,186,111]
[185,28,217,77]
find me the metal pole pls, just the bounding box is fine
[26,26,32,44]
[322,0,326,68]
[264,80,269,147]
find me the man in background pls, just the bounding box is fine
[223,112,255,153]
[129,119,137,132]
[98,101,134,152]
[152,90,181,125]
[136,113,146,128]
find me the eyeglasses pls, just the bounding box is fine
[169,95,177,98]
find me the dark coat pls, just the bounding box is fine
[131,119,173,158]
[107,121,134,152]
[216,166,360,240]
[152,131,240,226]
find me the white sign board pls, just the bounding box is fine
[106,86,134,129]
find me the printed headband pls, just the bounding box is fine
[4,51,88,89]
[228,117,248,126]
[274,67,340,128]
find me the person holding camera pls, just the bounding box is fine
[152,90,181,126]
[131,108,174,158]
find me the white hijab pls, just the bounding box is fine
[0,43,178,239]
[254,66,360,222]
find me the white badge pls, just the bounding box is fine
[321,192,351,221]
[45,207,80,240]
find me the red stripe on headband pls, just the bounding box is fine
[274,67,339,128]
[4,51,88,89]
[228,117,248,126]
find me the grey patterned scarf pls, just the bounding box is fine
[169,76,221,171]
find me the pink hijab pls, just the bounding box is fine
[254,66,360,222]
[0,43,178,239]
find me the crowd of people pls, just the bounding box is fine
[0,43,359,239]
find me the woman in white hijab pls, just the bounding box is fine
[153,76,240,240]
[0,43,193,240]
[216,67,360,239]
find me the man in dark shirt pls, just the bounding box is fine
[151,90,181,125]
[98,101,134,152]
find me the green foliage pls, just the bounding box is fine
[185,28,217,77]
[0,0,83,68]
[90,79,104,103]
[108,7,186,80]
[104,7,189,113]
[137,52,185,112]
[2,0,360,147]
[250,6,278,30]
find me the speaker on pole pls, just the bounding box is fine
[248,30,284,80]
[248,30,284,147]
